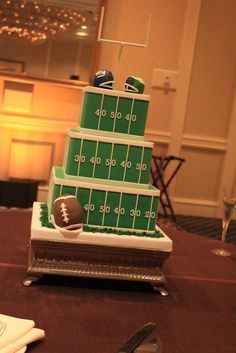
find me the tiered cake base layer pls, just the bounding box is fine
[24,202,172,295]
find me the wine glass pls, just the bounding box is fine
[212,186,236,256]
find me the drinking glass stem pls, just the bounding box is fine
[221,218,231,243]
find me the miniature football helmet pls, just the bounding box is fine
[93,70,115,89]
[124,76,145,94]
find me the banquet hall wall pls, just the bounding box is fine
[0,0,235,219]
[98,0,236,218]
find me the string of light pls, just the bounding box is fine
[0,0,96,43]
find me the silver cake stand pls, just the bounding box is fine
[23,203,172,296]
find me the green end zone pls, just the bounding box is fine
[40,203,164,239]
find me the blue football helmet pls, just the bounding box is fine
[93,70,115,89]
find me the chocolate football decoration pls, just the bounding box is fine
[53,195,83,232]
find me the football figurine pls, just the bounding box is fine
[52,195,83,236]
[124,76,145,94]
[93,69,115,89]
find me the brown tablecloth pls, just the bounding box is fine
[0,209,236,353]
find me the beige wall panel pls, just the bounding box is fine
[175,147,224,201]
[233,170,236,195]
[184,0,236,139]
[146,92,175,134]
[9,140,54,181]
[0,129,12,180]
[0,79,4,109]
[0,125,67,181]
[76,40,94,81]
[99,0,188,134]
[32,84,82,121]
[3,81,33,113]
[0,75,85,186]
[48,40,77,78]
[152,143,169,157]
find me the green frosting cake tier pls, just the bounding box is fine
[47,86,161,239]
[48,166,160,234]
[40,203,163,239]
[79,86,149,138]
[64,129,153,185]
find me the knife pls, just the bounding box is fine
[116,322,157,353]
[134,337,163,353]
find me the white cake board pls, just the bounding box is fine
[32,202,172,252]
[24,202,172,296]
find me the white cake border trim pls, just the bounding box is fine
[82,86,150,101]
[31,202,172,252]
[52,167,160,196]
[68,129,154,148]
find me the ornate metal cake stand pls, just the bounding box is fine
[23,203,172,296]
[23,239,170,296]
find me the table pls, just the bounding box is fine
[0,209,236,353]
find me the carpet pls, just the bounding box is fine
[159,215,236,245]
[1,206,236,245]
[1,207,236,353]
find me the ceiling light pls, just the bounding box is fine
[76,31,88,37]
[0,0,96,43]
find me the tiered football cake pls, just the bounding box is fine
[47,83,160,236]
[25,74,172,293]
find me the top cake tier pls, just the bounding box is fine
[78,86,150,139]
